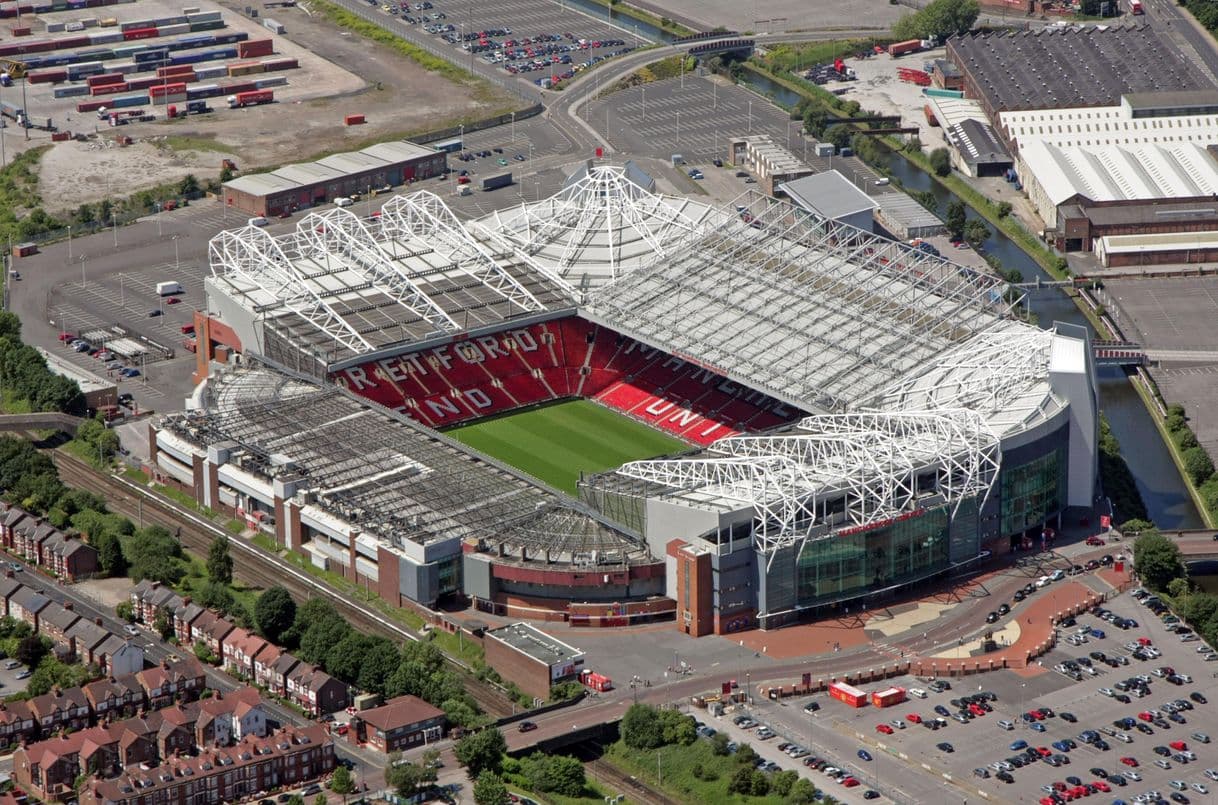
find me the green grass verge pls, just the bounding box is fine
[605,740,789,804]
[226,519,246,535]
[156,135,238,155]
[61,439,108,469]
[310,0,493,96]
[445,399,686,494]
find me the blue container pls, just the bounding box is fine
[111,93,149,108]
[134,49,169,64]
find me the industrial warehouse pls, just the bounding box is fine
[221,139,447,217]
[942,26,1218,262]
[163,165,1098,634]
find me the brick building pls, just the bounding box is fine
[350,695,444,754]
[482,623,585,702]
[285,665,348,717]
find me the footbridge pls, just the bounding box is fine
[0,413,85,435]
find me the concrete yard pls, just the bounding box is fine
[625,0,902,34]
[1106,277,1218,460]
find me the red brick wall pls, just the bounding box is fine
[376,547,400,606]
[484,637,550,701]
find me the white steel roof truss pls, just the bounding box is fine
[295,208,460,333]
[381,192,545,314]
[209,226,374,354]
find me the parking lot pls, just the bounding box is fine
[376,0,646,88]
[719,586,1218,805]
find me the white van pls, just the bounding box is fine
[997,719,1014,730]
[455,185,472,197]
[908,688,927,699]
[247,216,269,227]
[334,197,354,208]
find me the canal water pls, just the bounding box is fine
[560,0,678,43]
[737,70,1203,528]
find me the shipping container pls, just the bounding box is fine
[149,81,187,95]
[888,39,921,57]
[343,113,365,125]
[263,17,284,34]
[158,23,190,36]
[193,66,226,79]
[829,681,868,708]
[133,48,169,63]
[89,30,124,44]
[870,687,906,708]
[185,83,221,99]
[53,84,89,97]
[226,88,272,107]
[111,93,148,107]
[89,82,129,95]
[252,75,285,88]
[579,669,613,692]
[156,64,195,77]
[28,70,68,84]
[213,33,251,46]
[123,26,159,41]
[188,19,225,32]
[481,173,512,192]
[237,38,273,58]
[120,18,154,30]
[153,15,188,26]
[259,57,296,70]
[87,72,124,86]
[76,99,108,112]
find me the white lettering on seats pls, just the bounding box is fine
[465,388,493,408]
[377,358,408,383]
[666,408,700,428]
[645,399,675,416]
[477,335,508,359]
[425,397,461,418]
[455,341,485,364]
[511,328,539,351]
[429,345,453,369]
[343,366,374,390]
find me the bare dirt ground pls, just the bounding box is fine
[33,0,515,211]
[633,0,902,32]
[73,576,136,612]
[40,138,241,208]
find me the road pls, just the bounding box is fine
[1140,0,1218,85]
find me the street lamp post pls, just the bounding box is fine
[748,100,753,133]
[67,225,71,260]
[641,86,645,123]
[155,202,162,238]
[79,254,87,288]
[172,235,180,270]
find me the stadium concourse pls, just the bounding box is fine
[154,162,1100,635]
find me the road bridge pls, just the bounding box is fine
[0,412,84,435]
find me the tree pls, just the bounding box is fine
[330,765,355,796]
[326,633,380,686]
[657,709,697,746]
[254,586,296,645]
[1167,577,1192,601]
[125,526,183,586]
[454,728,506,777]
[116,600,135,623]
[710,730,731,755]
[207,535,233,585]
[1133,530,1185,591]
[178,174,200,196]
[929,147,952,177]
[1181,592,1218,630]
[892,0,980,40]
[945,200,966,240]
[313,796,327,805]
[356,638,401,697]
[16,635,47,669]
[153,608,175,641]
[285,797,304,805]
[825,124,853,152]
[750,769,771,796]
[788,778,820,804]
[473,771,509,805]
[803,108,829,138]
[735,743,759,767]
[963,218,991,248]
[95,532,127,578]
[299,617,350,668]
[771,769,799,796]
[520,753,585,797]
[386,758,429,797]
[728,766,755,794]
[1183,446,1215,485]
[620,703,664,750]
[996,201,1013,218]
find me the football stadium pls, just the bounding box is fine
[154,163,1099,634]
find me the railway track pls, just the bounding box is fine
[53,452,514,718]
[572,743,681,805]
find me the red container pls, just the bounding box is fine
[231,89,273,106]
[51,131,71,142]
[89,82,128,96]
[27,69,67,84]
[870,687,907,708]
[222,81,256,94]
[888,39,921,57]
[87,72,123,87]
[122,27,159,41]
[156,65,194,78]
[829,681,868,708]
[260,57,297,70]
[343,113,365,126]
[10,26,30,36]
[149,82,187,96]
[237,39,273,58]
[77,100,108,112]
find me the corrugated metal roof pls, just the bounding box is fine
[360,140,437,163]
[316,151,390,174]
[273,162,346,185]
[224,173,300,195]
[1021,140,1218,207]
[780,170,878,221]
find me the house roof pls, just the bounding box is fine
[10,586,49,615]
[176,602,205,625]
[191,610,235,640]
[98,635,141,660]
[272,652,300,676]
[29,686,90,719]
[2,508,27,528]
[66,618,110,650]
[357,695,444,732]
[39,602,80,634]
[0,699,32,726]
[0,578,23,601]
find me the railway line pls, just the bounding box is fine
[572,743,681,805]
[52,451,515,719]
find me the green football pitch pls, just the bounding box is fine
[444,399,687,494]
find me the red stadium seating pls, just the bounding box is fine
[331,316,802,441]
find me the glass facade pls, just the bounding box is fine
[999,446,1065,535]
[794,506,950,607]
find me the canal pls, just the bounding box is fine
[737,69,1203,529]
[560,0,679,43]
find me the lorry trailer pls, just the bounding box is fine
[227,89,273,108]
[481,172,512,192]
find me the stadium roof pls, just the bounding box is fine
[578,190,1012,413]
[208,165,1019,415]
[475,163,714,291]
[594,321,1067,553]
[208,193,576,365]
[164,368,648,564]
